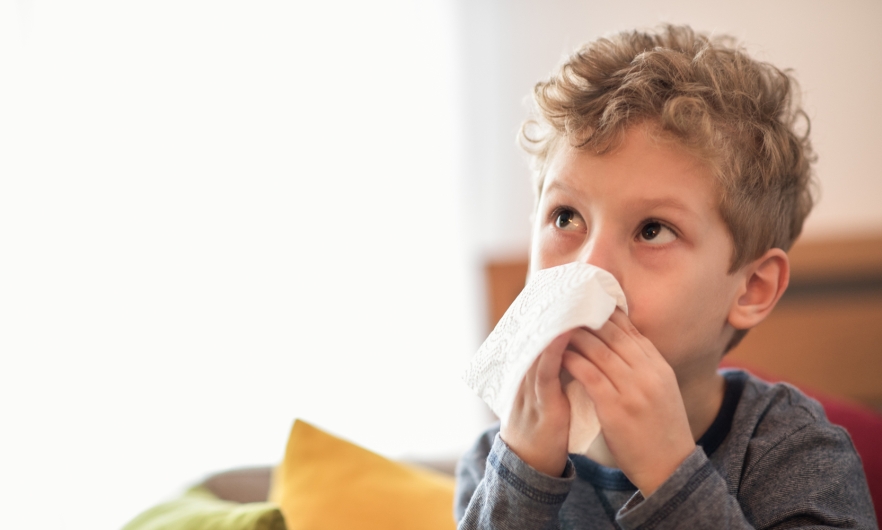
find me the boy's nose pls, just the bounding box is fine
[578,232,621,279]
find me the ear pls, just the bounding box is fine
[727,248,790,330]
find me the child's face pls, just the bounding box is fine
[530,124,742,374]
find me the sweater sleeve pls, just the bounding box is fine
[455,430,576,530]
[614,422,877,530]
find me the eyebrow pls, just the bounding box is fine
[543,180,579,197]
[544,181,701,218]
[632,197,698,216]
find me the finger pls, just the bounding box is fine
[519,343,544,404]
[511,362,535,413]
[590,309,648,366]
[535,341,563,392]
[561,349,618,402]
[607,309,666,362]
[568,328,630,391]
[534,331,573,399]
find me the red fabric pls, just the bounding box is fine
[721,360,882,520]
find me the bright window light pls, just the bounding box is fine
[0,2,485,528]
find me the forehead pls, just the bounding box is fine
[541,127,720,216]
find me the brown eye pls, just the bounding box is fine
[638,221,676,244]
[641,222,662,240]
[554,209,583,230]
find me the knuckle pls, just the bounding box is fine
[620,394,645,415]
[607,325,627,345]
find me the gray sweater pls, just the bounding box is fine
[455,370,877,529]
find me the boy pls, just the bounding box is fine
[455,25,877,529]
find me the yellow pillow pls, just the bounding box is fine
[269,420,456,530]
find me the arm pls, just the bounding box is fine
[455,331,578,529]
[455,429,575,530]
[563,310,877,529]
[611,422,877,529]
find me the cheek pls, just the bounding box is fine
[529,221,546,266]
[624,270,733,362]
[530,228,571,272]
[623,281,668,347]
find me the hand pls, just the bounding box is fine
[499,331,573,477]
[561,309,695,496]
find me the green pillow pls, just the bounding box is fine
[122,486,285,530]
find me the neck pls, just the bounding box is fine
[680,368,726,440]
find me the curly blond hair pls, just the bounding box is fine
[521,25,817,274]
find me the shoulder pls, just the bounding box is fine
[723,370,876,526]
[735,370,841,447]
[728,370,858,463]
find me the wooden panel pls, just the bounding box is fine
[485,260,529,332]
[787,233,882,284]
[727,294,882,408]
[484,233,882,409]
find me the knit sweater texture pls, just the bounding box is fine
[455,370,878,529]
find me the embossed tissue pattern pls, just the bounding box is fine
[463,262,627,454]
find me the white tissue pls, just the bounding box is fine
[463,262,628,454]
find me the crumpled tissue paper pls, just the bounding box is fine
[463,262,628,454]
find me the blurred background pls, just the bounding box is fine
[1,1,880,528]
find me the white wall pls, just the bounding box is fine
[0,2,486,528]
[457,0,882,261]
